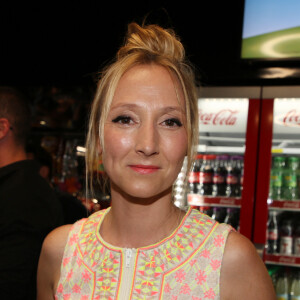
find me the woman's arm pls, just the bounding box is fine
[220,231,276,300]
[37,224,72,300]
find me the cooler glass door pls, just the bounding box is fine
[186,87,261,240]
[254,88,300,269]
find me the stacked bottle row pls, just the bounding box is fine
[187,154,244,198]
[269,156,300,201]
[268,266,300,300]
[40,136,111,212]
[192,206,240,230]
[46,138,83,196]
[266,211,300,256]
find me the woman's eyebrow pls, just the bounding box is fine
[161,106,185,114]
[109,103,140,111]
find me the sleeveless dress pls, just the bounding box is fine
[55,207,233,299]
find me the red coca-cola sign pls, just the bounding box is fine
[282,109,300,127]
[199,109,238,126]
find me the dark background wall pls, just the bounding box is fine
[1,1,299,87]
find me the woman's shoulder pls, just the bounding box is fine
[220,232,276,300]
[39,224,75,277]
[37,224,74,299]
[43,224,74,255]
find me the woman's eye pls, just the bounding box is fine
[163,118,182,127]
[112,115,133,125]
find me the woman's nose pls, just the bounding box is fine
[135,122,159,156]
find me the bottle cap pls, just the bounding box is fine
[217,155,230,160]
[274,156,285,162]
[203,154,215,160]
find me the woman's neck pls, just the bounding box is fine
[100,191,186,248]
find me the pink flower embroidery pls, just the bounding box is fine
[73,248,78,257]
[69,233,78,245]
[204,288,216,299]
[213,235,225,247]
[72,283,81,293]
[63,294,71,300]
[200,249,210,258]
[195,270,207,285]
[210,259,221,271]
[81,296,89,300]
[57,283,63,293]
[192,297,202,300]
[164,283,171,293]
[171,296,178,300]
[63,257,70,267]
[82,269,91,283]
[180,283,191,294]
[175,269,186,283]
[189,259,197,266]
[77,257,82,266]
[66,269,73,281]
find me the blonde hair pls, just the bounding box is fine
[85,22,199,193]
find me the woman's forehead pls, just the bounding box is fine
[110,64,186,110]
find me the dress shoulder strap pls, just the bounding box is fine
[60,218,87,266]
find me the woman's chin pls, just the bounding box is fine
[112,183,173,204]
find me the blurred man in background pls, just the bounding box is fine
[0,87,64,299]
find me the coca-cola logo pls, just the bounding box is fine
[199,109,238,126]
[278,256,297,264]
[282,109,300,127]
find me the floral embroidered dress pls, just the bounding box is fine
[55,207,233,300]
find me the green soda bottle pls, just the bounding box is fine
[282,157,299,201]
[269,156,285,200]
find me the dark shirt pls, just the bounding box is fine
[55,189,89,224]
[0,160,64,300]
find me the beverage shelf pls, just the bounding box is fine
[187,194,241,207]
[264,253,300,267]
[197,145,245,154]
[268,199,300,211]
[272,147,300,155]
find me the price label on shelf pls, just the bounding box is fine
[187,194,241,207]
[272,148,283,153]
[269,200,300,211]
[264,253,300,267]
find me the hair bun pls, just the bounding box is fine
[117,23,185,63]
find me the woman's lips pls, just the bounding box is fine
[129,165,160,174]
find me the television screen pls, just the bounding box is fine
[241,0,300,59]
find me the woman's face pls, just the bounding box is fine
[102,64,188,199]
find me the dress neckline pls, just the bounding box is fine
[94,206,192,251]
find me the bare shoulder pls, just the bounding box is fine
[37,225,72,300]
[220,231,276,300]
[42,224,73,258]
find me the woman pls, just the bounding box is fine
[37,23,276,299]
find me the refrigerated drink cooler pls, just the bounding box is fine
[184,86,262,241]
[174,86,300,276]
[253,88,300,271]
